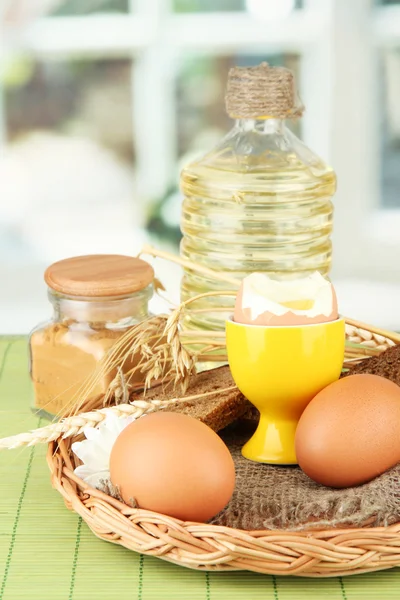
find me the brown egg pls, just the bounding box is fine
[295,374,400,488]
[109,412,235,522]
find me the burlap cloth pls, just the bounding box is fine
[211,425,400,531]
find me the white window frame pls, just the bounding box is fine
[1,0,399,282]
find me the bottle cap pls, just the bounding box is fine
[225,62,304,120]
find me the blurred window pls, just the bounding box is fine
[173,0,303,12]
[5,58,134,162]
[2,0,400,333]
[381,49,400,208]
[50,0,129,16]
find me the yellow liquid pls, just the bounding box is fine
[180,123,336,333]
[280,299,315,310]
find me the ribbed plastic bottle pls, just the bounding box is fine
[180,62,336,333]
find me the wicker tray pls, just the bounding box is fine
[2,307,400,577]
[44,311,400,577]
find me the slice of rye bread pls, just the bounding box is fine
[342,344,400,382]
[241,344,400,424]
[130,366,251,432]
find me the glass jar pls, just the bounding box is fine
[29,255,154,420]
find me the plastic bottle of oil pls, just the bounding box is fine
[180,62,336,334]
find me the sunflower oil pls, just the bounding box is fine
[180,64,336,334]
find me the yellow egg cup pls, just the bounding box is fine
[226,317,345,465]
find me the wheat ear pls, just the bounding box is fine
[140,244,241,287]
[0,386,237,450]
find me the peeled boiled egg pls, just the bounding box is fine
[295,374,400,488]
[234,272,338,326]
[109,412,235,522]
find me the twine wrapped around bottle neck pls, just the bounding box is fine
[225,62,304,120]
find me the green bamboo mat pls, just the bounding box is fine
[1,339,400,599]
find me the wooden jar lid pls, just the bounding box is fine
[44,255,154,297]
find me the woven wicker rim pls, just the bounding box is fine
[48,436,400,577]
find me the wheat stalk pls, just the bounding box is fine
[0,386,237,450]
[140,244,241,287]
[67,315,178,416]
[2,314,399,449]
[47,315,168,419]
[65,294,400,417]
[34,244,400,419]
[4,242,398,451]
